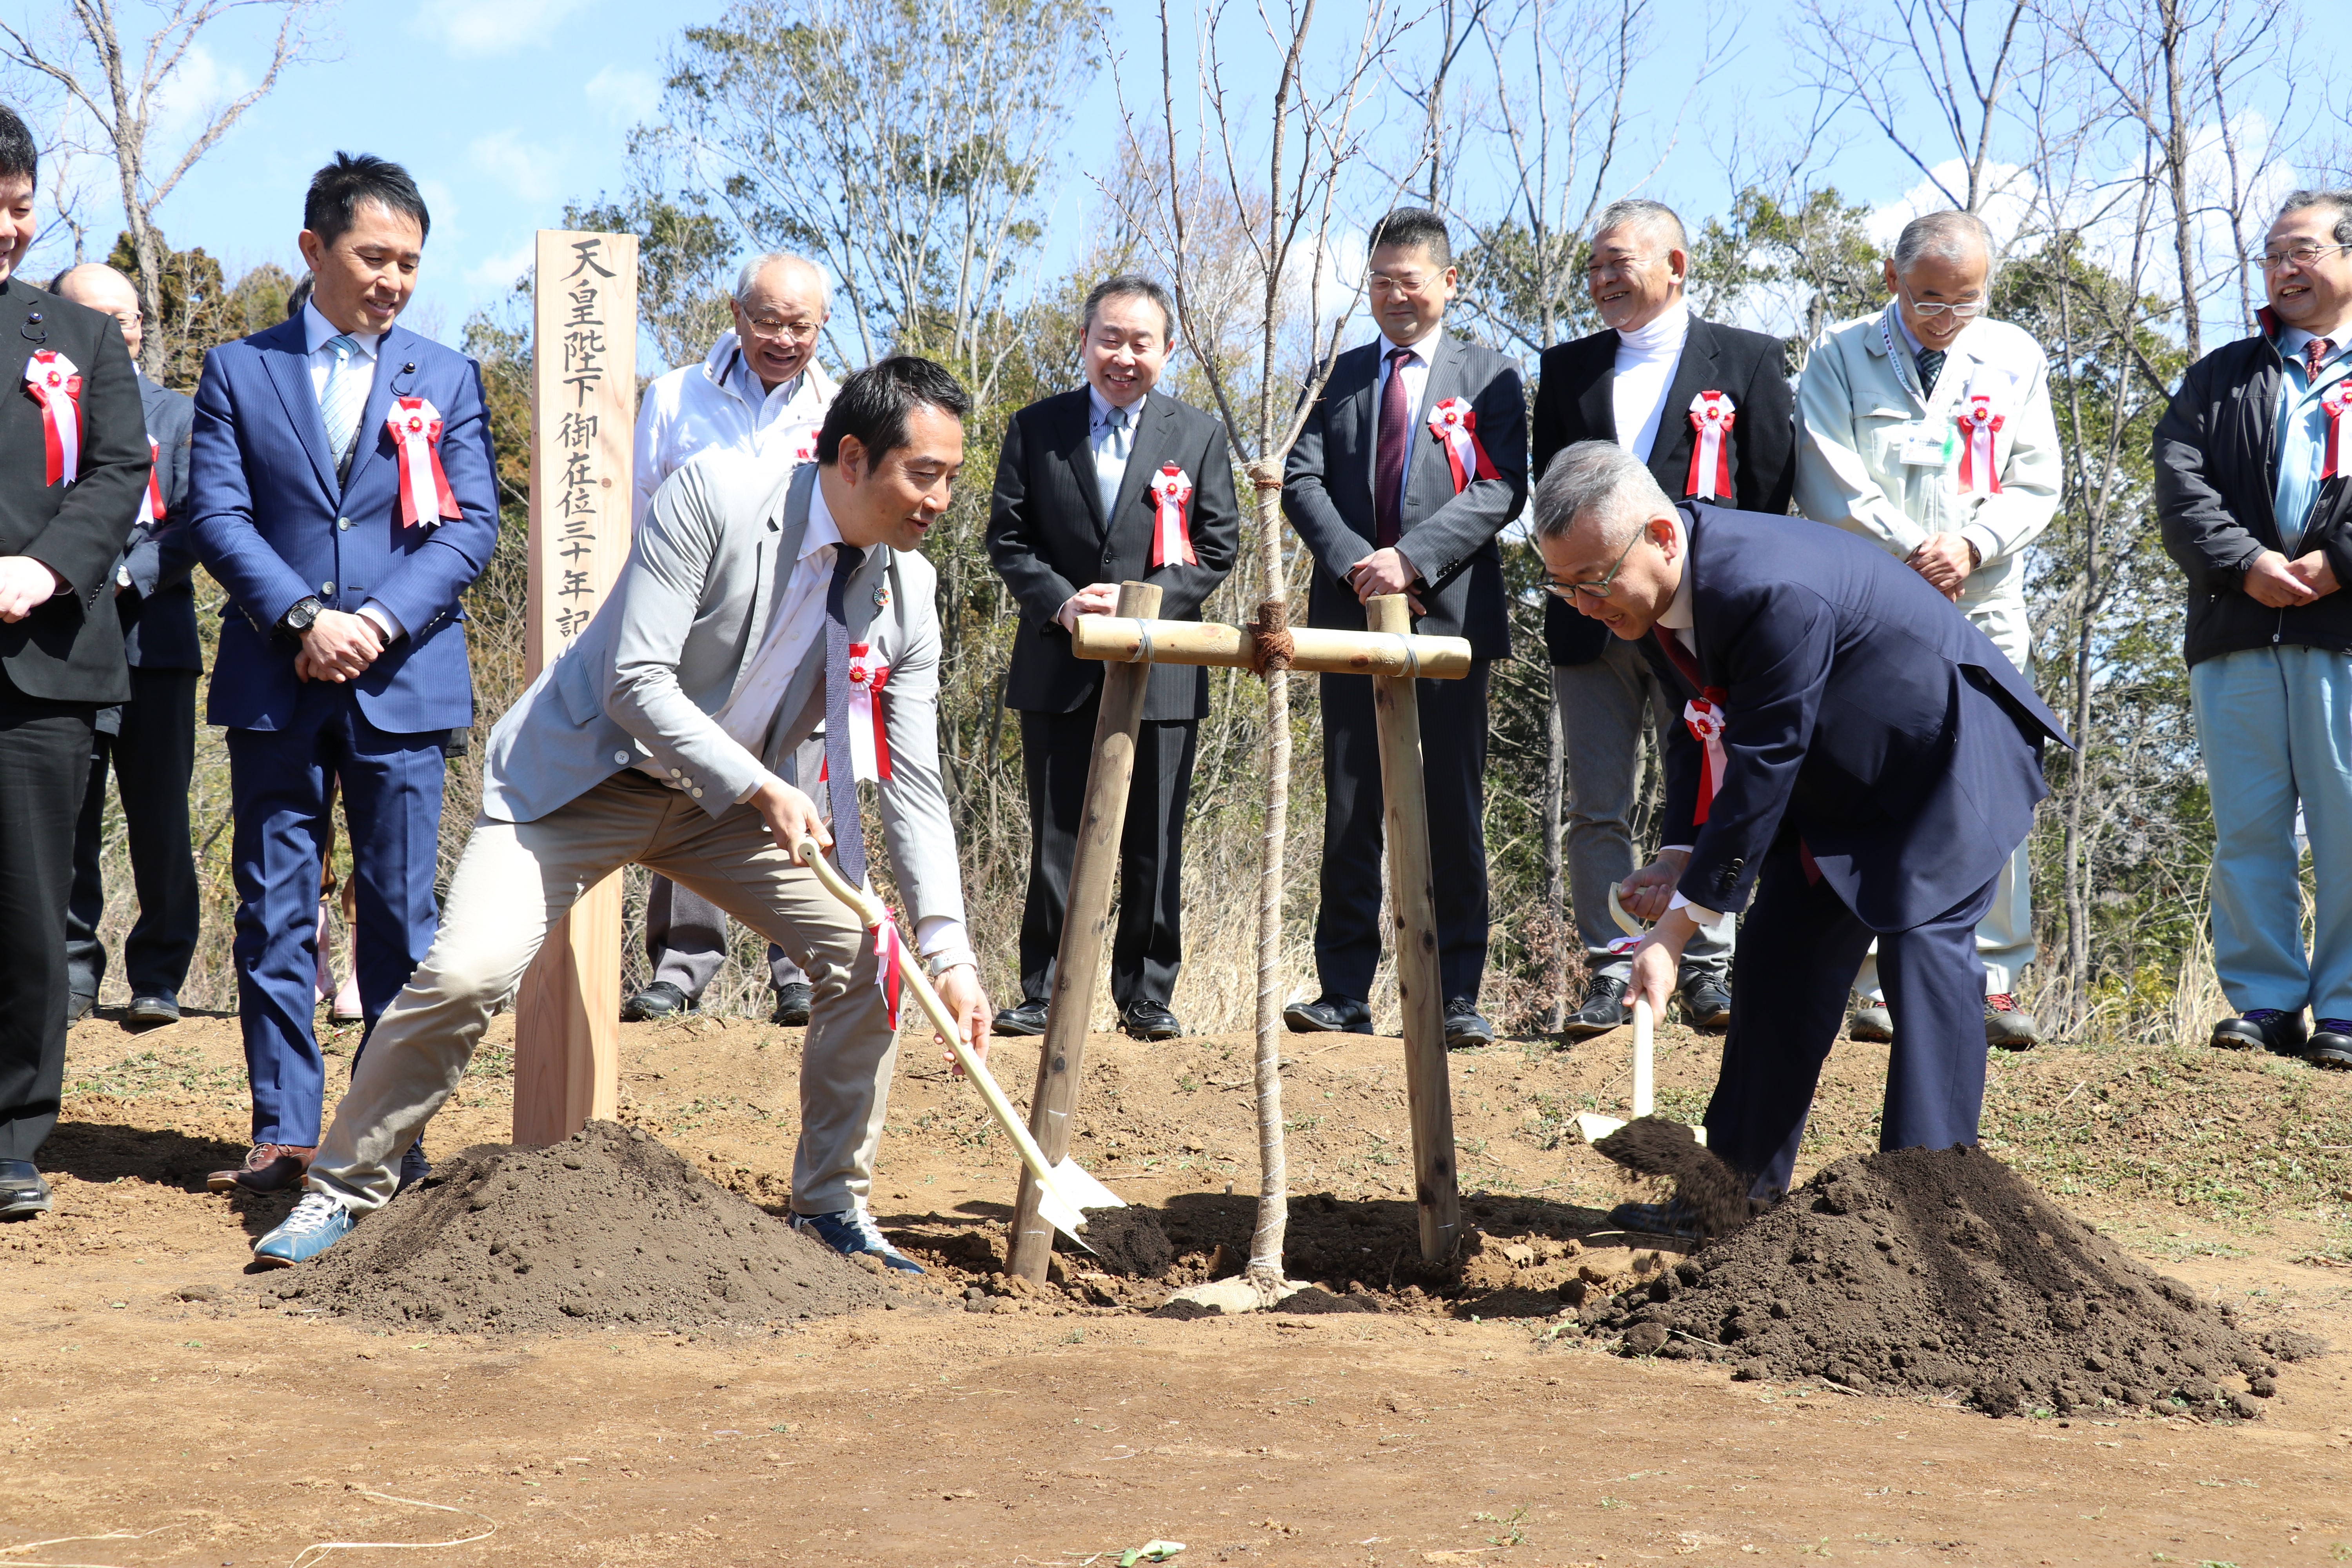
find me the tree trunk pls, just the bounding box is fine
[1245,459,1291,1286]
[2156,0,2200,362]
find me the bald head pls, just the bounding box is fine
[53,263,142,359]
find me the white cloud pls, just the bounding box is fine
[585,65,662,128]
[465,240,536,296]
[1867,159,2043,260]
[149,43,254,147]
[420,0,594,58]
[469,129,563,205]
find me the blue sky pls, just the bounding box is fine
[11,0,2336,371]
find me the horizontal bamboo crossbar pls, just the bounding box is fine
[1070,616,1473,679]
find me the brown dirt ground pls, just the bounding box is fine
[13,1004,2352,1566]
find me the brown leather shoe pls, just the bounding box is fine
[207,1143,316,1194]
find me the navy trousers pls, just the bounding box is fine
[1704,829,2001,1202]
[225,687,446,1146]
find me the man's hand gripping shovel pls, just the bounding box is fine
[792,838,1124,1252]
[1573,884,1709,1149]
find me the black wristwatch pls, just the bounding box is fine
[279,596,324,637]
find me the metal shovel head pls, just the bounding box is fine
[1577,1109,1706,1146]
[1032,1157,1126,1254]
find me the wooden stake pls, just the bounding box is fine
[1368,593,1460,1262]
[1070,615,1472,678]
[1006,581,1164,1282]
[514,229,638,1147]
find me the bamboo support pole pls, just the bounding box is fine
[1070,616,1473,679]
[1368,594,1461,1263]
[1006,581,1163,1283]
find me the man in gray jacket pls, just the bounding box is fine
[252,357,991,1272]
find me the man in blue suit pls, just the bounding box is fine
[1531,442,2065,1225]
[188,153,497,1195]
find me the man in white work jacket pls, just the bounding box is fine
[1796,209,2061,1050]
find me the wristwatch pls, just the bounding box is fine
[279,596,323,637]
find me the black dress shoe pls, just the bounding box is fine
[1282,995,1373,1034]
[0,1159,51,1220]
[2307,1020,2352,1070]
[1443,998,1494,1049]
[1121,999,1184,1041]
[770,981,813,1027]
[2211,1008,2306,1056]
[992,997,1049,1037]
[1678,977,1732,1032]
[1606,1197,1701,1241]
[124,994,180,1031]
[65,993,96,1025]
[620,981,693,1022]
[396,1140,431,1194]
[1564,975,1629,1039]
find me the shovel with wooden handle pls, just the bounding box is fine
[1573,884,1707,1148]
[791,838,1124,1250]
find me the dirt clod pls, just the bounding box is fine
[1591,1116,1756,1238]
[1584,1144,2319,1419]
[1271,1286,1379,1315]
[1078,1205,1175,1279]
[275,1120,899,1333]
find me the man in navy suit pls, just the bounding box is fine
[1531,441,2064,1223]
[188,153,497,1195]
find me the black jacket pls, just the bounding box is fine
[0,278,154,704]
[1282,331,1527,657]
[1530,315,1796,665]
[2155,318,2352,669]
[987,387,1239,721]
[115,372,200,671]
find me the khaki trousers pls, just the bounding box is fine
[307,771,894,1217]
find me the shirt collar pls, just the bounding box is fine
[1375,320,1448,365]
[1616,298,1691,356]
[1656,516,1695,631]
[303,298,383,358]
[1088,383,1146,427]
[801,472,845,563]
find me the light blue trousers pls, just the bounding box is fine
[2190,644,2352,1022]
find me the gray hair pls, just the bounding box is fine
[1081,273,1176,340]
[2278,189,2352,247]
[1892,210,1993,276]
[1533,440,1673,546]
[732,252,830,311]
[1591,198,1687,256]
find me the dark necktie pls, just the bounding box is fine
[2308,338,2336,383]
[823,544,868,888]
[1652,624,1703,692]
[1374,344,1414,549]
[1915,347,1945,396]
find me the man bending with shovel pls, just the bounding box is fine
[1531,442,2065,1235]
[253,357,991,1272]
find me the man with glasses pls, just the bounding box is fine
[624,253,839,1028]
[2157,189,2352,1068]
[1796,209,2060,1050]
[1529,198,1796,1043]
[1283,207,1527,1047]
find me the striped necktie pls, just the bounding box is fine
[1096,403,1131,518]
[1914,347,1945,396]
[2307,338,2335,384]
[320,334,369,477]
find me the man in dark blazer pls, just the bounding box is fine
[188,153,497,1197]
[986,274,1239,1039]
[1529,199,1796,1042]
[1532,442,2065,1226]
[1282,208,1528,1047]
[53,263,200,1030]
[0,106,155,1220]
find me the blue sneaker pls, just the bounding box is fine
[789,1206,924,1274]
[252,1192,356,1266]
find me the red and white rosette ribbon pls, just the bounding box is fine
[135,436,162,527]
[1955,394,2005,496]
[2323,380,2352,479]
[1427,396,1498,493]
[1683,687,1730,825]
[1146,463,1197,567]
[24,351,83,487]
[1684,390,1736,499]
[872,911,904,1030]
[385,396,462,527]
[846,641,893,782]
[785,421,821,467]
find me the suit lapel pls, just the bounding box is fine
[730,463,814,709]
[258,320,340,498]
[344,325,421,500]
[1059,391,1107,534]
[1653,320,1722,484]
[1335,343,1378,494]
[1576,333,1619,443]
[1107,393,1176,536]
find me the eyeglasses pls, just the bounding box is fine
[2250,243,2352,271]
[744,315,821,343]
[1584,253,1655,280]
[1368,270,1439,295]
[1544,527,1647,602]
[1900,285,1989,320]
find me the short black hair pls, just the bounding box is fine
[0,104,36,189]
[1082,273,1176,340]
[1368,207,1451,269]
[815,355,972,467]
[303,152,430,248]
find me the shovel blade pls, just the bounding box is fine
[1048,1156,1123,1213]
[1035,1184,1096,1252]
[1576,1110,1705,1146]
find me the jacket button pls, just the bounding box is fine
[670,767,682,778]
[1727,858,1744,872]
[690,788,703,799]
[321,580,336,594]
[336,517,351,531]
[612,750,630,765]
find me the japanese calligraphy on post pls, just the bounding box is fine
[527,229,639,673]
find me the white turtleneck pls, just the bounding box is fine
[1610,298,1692,462]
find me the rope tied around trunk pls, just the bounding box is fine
[1247,596,1294,676]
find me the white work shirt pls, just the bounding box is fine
[301,299,404,643]
[1611,299,1691,462]
[1373,321,1446,518]
[632,331,839,528]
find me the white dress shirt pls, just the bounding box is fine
[698,478,974,970]
[1611,298,1691,462]
[1088,384,1142,517]
[301,300,404,643]
[1373,321,1447,519]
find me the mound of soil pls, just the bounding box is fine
[275,1120,899,1333]
[1582,1145,2320,1419]
[1077,1205,1175,1279]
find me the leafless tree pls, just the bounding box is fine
[0,0,322,378]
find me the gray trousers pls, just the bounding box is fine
[1554,642,1734,986]
[644,735,826,1000]
[306,770,899,1218]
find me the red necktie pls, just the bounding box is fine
[1374,344,1414,549]
[2309,338,2336,383]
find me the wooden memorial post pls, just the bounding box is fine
[1064,596,1468,1262]
[1006,581,1164,1283]
[513,229,639,1147]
